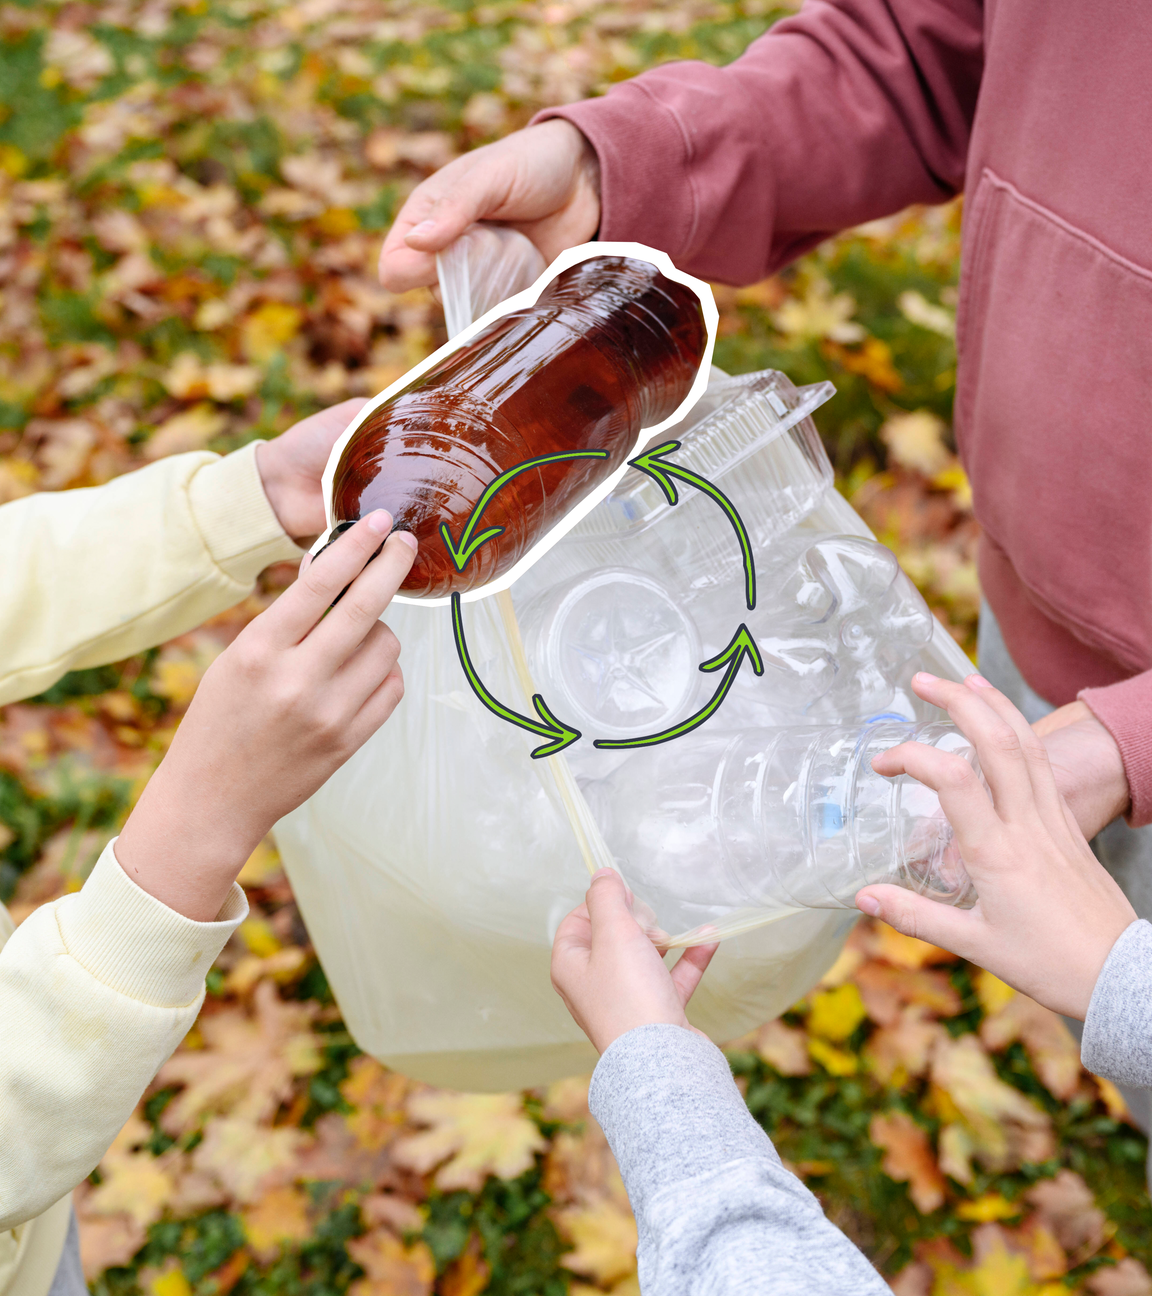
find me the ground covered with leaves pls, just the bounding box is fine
[0,0,1148,1293]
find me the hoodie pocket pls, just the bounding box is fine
[956,169,1152,671]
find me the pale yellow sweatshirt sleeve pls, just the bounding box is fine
[0,841,247,1230]
[0,441,303,706]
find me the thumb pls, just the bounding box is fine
[585,868,640,943]
[855,885,976,958]
[403,169,509,253]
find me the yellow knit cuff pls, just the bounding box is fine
[54,841,248,1008]
[187,441,303,584]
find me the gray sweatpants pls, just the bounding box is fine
[978,605,1152,1141]
[47,1211,85,1296]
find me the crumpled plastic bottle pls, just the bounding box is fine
[273,228,979,1090]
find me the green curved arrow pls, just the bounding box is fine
[593,623,763,750]
[440,450,610,573]
[629,440,757,610]
[450,593,581,759]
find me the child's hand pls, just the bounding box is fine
[256,398,367,542]
[552,869,718,1054]
[116,512,416,920]
[378,121,601,293]
[856,673,1137,1020]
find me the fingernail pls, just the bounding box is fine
[393,530,418,552]
[366,510,393,535]
[299,552,312,574]
[591,868,615,881]
[857,895,881,917]
[406,220,437,240]
[967,673,993,688]
[913,671,939,685]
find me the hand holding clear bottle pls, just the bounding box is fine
[857,673,1136,1020]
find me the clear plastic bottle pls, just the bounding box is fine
[581,721,977,939]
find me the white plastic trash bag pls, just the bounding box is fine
[273,228,976,1091]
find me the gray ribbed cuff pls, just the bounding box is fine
[589,1023,777,1217]
[55,840,248,1008]
[1081,919,1152,1088]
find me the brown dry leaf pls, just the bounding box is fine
[242,1186,312,1261]
[76,1214,146,1279]
[866,1010,946,1086]
[361,1193,425,1237]
[346,1231,435,1296]
[393,1091,547,1192]
[854,962,962,1027]
[980,994,1082,1101]
[157,980,320,1133]
[287,1112,399,1191]
[1024,1171,1109,1258]
[874,924,958,969]
[869,1111,946,1213]
[888,1260,934,1296]
[192,1115,307,1204]
[930,1035,1054,1172]
[341,1057,410,1151]
[557,1198,639,1287]
[755,1019,812,1076]
[1087,1259,1152,1296]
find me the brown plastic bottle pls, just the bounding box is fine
[326,256,707,597]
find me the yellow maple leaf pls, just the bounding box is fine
[931,1234,1035,1296]
[242,1186,312,1260]
[86,1153,176,1228]
[393,1092,547,1192]
[242,302,303,362]
[346,1231,435,1296]
[557,1198,638,1287]
[807,983,867,1042]
[341,1057,409,1152]
[157,981,320,1133]
[807,1036,859,1076]
[956,1193,1021,1223]
[192,1115,305,1204]
[772,277,865,344]
[931,1035,1054,1172]
[881,410,951,477]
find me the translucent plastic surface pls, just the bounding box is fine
[583,722,977,945]
[327,256,707,597]
[274,231,979,1090]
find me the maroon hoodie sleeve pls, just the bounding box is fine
[533,0,983,285]
[1080,677,1152,829]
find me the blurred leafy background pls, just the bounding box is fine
[0,1,1145,1293]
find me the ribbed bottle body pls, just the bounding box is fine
[330,256,707,597]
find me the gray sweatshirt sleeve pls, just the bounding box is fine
[588,1023,889,1295]
[1080,919,1152,1088]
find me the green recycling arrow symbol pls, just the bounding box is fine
[628,440,757,611]
[439,450,609,573]
[450,592,581,759]
[592,623,764,750]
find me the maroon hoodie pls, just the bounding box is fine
[537,0,1152,825]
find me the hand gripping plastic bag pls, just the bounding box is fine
[273,227,978,1090]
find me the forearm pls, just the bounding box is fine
[590,1025,888,1294]
[0,843,246,1229]
[0,443,300,706]
[535,0,983,284]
